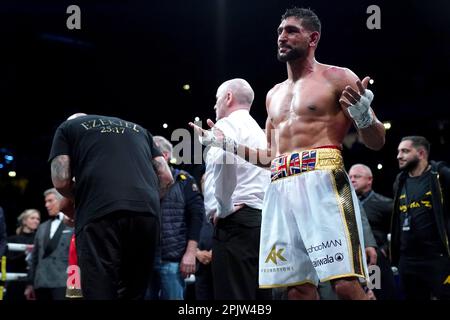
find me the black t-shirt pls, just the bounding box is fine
[399,170,446,257]
[48,115,162,234]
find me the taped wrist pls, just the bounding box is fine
[347,89,374,129]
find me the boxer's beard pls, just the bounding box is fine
[400,156,420,172]
[277,46,306,62]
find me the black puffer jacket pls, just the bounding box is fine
[160,169,204,261]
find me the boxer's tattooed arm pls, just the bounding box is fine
[152,156,174,198]
[51,155,74,198]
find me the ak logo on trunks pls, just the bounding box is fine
[312,253,344,268]
[265,245,287,265]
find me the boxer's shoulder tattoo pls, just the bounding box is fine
[51,155,71,181]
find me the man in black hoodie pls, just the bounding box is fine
[391,136,450,300]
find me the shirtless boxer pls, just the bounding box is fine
[190,7,385,300]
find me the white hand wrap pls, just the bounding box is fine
[347,89,375,129]
[200,129,238,154]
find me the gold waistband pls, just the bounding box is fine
[270,148,344,181]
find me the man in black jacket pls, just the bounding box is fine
[391,136,450,300]
[349,164,397,300]
[148,136,205,300]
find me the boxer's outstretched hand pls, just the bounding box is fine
[339,76,375,129]
[339,76,371,109]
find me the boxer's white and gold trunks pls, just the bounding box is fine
[259,147,368,288]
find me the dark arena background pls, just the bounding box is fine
[0,0,449,236]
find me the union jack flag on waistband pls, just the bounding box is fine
[289,153,301,175]
[301,150,317,172]
[270,155,288,181]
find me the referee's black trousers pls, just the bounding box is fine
[212,206,272,300]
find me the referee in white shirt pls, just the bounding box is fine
[202,79,272,300]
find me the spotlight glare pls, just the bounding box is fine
[383,122,391,130]
[162,123,168,129]
[369,79,374,85]
[183,84,190,91]
[377,164,383,170]
[194,117,200,122]
[8,171,16,177]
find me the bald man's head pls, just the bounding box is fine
[214,78,254,120]
[348,164,373,195]
[219,78,254,106]
[67,113,87,120]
